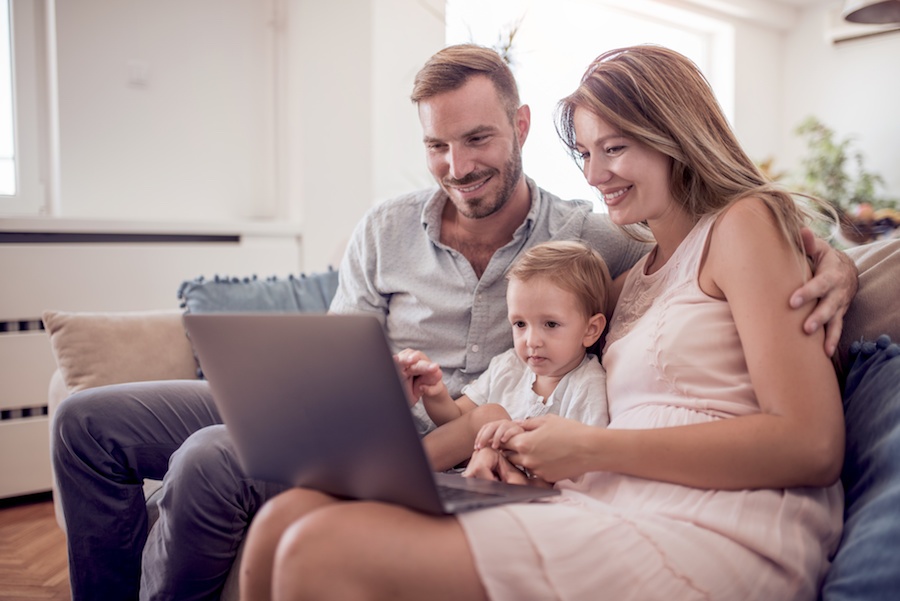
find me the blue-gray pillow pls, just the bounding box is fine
[177,268,339,314]
[177,268,340,378]
[820,335,900,601]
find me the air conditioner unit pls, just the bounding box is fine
[825,5,900,44]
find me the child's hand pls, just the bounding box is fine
[463,447,547,487]
[461,447,504,481]
[462,447,528,485]
[473,419,525,451]
[393,349,444,406]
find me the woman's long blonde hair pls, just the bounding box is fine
[556,45,829,253]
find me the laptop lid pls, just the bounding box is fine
[183,312,558,514]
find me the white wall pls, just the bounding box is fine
[372,0,445,203]
[731,21,785,165]
[287,0,443,270]
[781,3,900,198]
[286,0,373,270]
[55,0,277,223]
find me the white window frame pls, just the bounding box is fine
[1,0,52,216]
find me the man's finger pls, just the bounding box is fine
[823,318,843,357]
[802,291,841,332]
[791,274,833,309]
[800,227,819,259]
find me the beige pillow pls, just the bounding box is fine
[836,238,900,378]
[42,309,198,393]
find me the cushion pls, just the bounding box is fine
[177,269,339,315]
[835,238,900,380]
[42,309,198,393]
[820,336,900,601]
[177,269,340,378]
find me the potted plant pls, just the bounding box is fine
[794,116,899,245]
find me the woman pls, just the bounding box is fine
[241,46,845,600]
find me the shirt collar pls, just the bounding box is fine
[420,176,541,244]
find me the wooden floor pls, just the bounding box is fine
[0,493,70,600]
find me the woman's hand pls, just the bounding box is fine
[501,415,597,484]
[463,447,544,487]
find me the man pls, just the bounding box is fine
[52,44,856,600]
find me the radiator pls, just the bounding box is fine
[0,319,48,422]
[0,219,303,499]
[0,317,54,499]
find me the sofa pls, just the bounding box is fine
[43,240,900,600]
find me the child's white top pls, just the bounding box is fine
[461,348,609,427]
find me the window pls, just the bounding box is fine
[0,0,15,195]
[446,0,734,210]
[0,0,50,216]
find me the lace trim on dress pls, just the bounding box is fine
[605,216,713,350]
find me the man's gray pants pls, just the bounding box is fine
[51,379,287,600]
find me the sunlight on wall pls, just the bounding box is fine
[446,0,734,210]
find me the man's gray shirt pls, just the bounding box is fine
[329,178,648,430]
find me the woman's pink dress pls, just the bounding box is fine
[457,215,843,600]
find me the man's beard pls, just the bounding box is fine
[445,141,523,220]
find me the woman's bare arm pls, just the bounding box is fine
[505,199,844,490]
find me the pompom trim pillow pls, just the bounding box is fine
[177,268,339,315]
[176,268,340,378]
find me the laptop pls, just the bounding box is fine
[183,312,559,514]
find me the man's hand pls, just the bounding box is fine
[789,228,858,356]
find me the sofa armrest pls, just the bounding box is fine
[43,309,198,532]
[47,369,69,530]
[47,368,68,417]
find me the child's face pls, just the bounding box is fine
[506,277,603,380]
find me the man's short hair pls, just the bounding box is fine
[411,44,521,123]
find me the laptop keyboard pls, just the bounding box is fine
[436,483,502,502]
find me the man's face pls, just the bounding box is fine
[418,76,528,220]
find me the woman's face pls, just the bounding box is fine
[572,107,675,228]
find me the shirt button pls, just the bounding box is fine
[471,344,480,353]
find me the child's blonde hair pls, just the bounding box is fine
[507,240,611,318]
